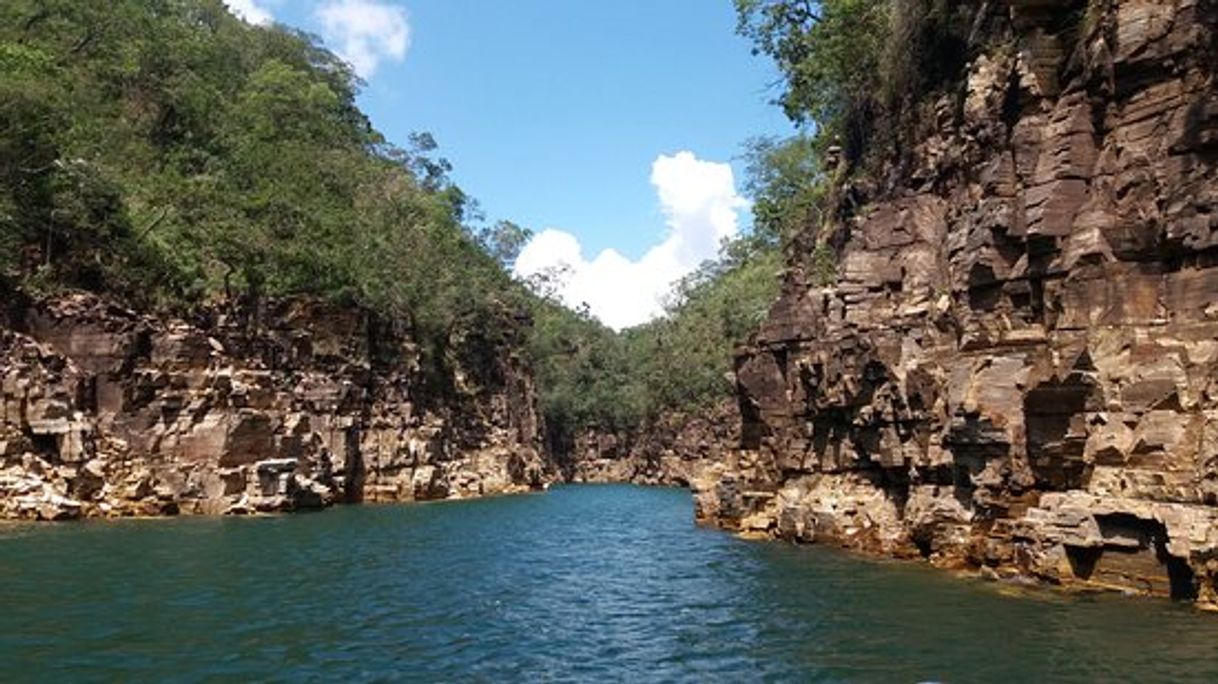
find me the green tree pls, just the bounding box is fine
[479,220,533,268]
[735,0,889,159]
[735,0,973,166]
[0,0,540,390]
[741,134,825,247]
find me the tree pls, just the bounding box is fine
[479,220,533,268]
[741,134,825,247]
[735,0,889,160]
[735,1,973,166]
[0,0,537,379]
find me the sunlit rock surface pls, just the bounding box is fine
[0,292,550,519]
[559,403,738,487]
[696,0,1218,607]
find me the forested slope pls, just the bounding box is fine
[0,0,800,461]
[1,0,530,355]
[0,0,559,517]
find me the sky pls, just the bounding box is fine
[223,0,794,329]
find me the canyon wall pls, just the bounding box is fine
[0,290,549,519]
[560,403,738,487]
[696,0,1218,606]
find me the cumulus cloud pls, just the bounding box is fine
[514,152,747,331]
[223,0,273,25]
[316,0,411,78]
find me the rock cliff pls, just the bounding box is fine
[559,404,738,487]
[0,289,549,519]
[696,0,1218,607]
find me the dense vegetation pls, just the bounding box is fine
[0,0,525,367]
[736,0,976,167]
[0,0,783,442]
[528,230,782,440]
[2,0,961,447]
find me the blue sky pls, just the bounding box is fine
[224,0,794,328]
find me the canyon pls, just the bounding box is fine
[4,0,1218,615]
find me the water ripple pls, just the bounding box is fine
[1,485,1217,682]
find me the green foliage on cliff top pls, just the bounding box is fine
[2,0,884,444]
[735,0,974,166]
[742,133,825,248]
[0,0,523,355]
[534,0,981,436]
[527,227,782,439]
[635,236,782,413]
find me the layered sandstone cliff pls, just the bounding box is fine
[696,0,1218,606]
[560,404,739,487]
[0,290,549,520]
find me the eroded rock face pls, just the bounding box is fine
[560,404,739,487]
[697,0,1218,607]
[0,293,550,520]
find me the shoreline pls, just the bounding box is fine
[712,518,1218,613]
[5,473,1215,614]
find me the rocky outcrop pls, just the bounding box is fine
[560,404,738,487]
[0,293,549,520]
[697,0,1218,607]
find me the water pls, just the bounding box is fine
[1,485,1216,683]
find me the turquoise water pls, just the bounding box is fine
[2,484,1217,683]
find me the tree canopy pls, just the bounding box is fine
[524,224,783,442]
[735,0,974,166]
[3,0,894,447]
[0,0,528,367]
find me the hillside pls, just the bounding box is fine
[0,0,554,517]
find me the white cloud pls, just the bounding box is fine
[223,0,273,25]
[514,152,748,331]
[316,0,411,78]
